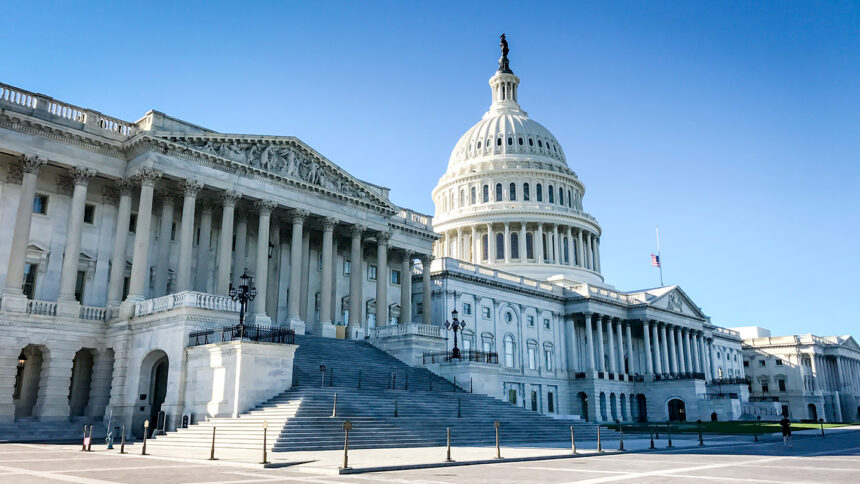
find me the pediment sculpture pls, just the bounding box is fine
[667,292,684,313]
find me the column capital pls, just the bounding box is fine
[116,178,135,196]
[158,189,179,206]
[135,168,163,188]
[377,231,392,245]
[291,208,309,224]
[22,154,47,174]
[219,189,242,207]
[180,179,203,197]
[402,249,414,260]
[101,186,119,204]
[254,199,276,215]
[71,167,97,186]
[349,224,366,238]
[322,216,338,231]
[419,254,434,264]
[200,198,217,213]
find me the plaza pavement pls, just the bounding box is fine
[0,426,857,483]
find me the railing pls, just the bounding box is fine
[187,324,295,347]
[654,372,706,381]
[437,258,562,294]
[97,114,138,136]
[396,208,432,229]
[708,377,749,385]
[421,350,499,365]
[104,306,120,321]
[26,300,57,316]
[714,327,741,338]
[134,291,240,318]
[0,84,36,108]
[79,305,106,321]
[368,323,443,339]
[49,100,86,122]
[434,201,599,225]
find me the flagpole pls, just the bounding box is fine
[656,226,663,286]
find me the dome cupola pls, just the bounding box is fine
[431,35,604,284]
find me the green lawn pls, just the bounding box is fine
[606,421,857,435]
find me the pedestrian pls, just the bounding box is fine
[779,416,792,447]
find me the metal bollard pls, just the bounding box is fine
[457,398,462,418]
[570,425,577,454]
[341,420,352,470]
[142,420,149,455]
[597,425,603,452]
[819,418,825,437]
[617,420,624,451]
[120,425,126,454]
[446,427,453,462]
[87,425,93,451]
[209,426,217,460]
[470,378,473,393]
[697,419,704,446]
[260,421,269,465]
[81,425,88,451]
[494,421,501,459]
[755,416,761,442]
[649,425,655,449]
[332,393,337,418]
[394,397,399,417]
[666,422,673,448]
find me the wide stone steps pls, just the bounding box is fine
[152,335,598,452]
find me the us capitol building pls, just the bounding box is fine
[0,39,857,440]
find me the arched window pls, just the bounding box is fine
[526,233,534,259]
[523,183,530,201]
[482,185,489,203]
[507,136,513,145]
[509,183,516,201]
[510,232,519,259]
[528,138,534,146]
[462,330,474,351]
[496,137,502,146]
[495,183,502,202]
[544,343,554,371]
[542,234,548,262]
[482,234,488,260]
[496,233,504,260]
[536,184,543,202]
[518,137,523,145]
[459,189,464,207]
[470,186,476,205]
[504,335,516,367]
[563,237,569,263]
[567,189,572,207]
[482,332,495,352]
[548,185,555,203]
[559,187,564,205]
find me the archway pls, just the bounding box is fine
[620,393,628,422]
[134,350,169,438]
[599,392,607,421]
[609,393,618,421]
[668,398,686,421]
[577,392,589,421]
[637,394,648,422]
[68,349,95,417]
[13,345,46,418]
[808,403,818,421]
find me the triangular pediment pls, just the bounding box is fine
[150,134,397,213]
[644,286,706,319]
[839,336,860,352]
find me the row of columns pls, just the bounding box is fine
[1,158,434,329]
[812,354,860,394]
[438,223,600,272]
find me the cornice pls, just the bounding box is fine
[0,111,126,159]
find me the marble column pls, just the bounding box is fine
[566,227,574,265]
[195,200,214,292]
[625,321,635,375]
[642,320,654,375]
[536,223,544,263]
[684,330,694,373]
[653,323,664,374]
[471,225,478,263]
[519,222,527,261]
[287,210,308,328]
[85,349,113,418]
[318,217,337,326]
[400,251,413,324]
[616,319,625,376]
[606,316,617,375]
[588,233,594,270]
[691,332,701,373]
[486,223,494,263]
[107,180,134,306]
[125,169,161,302]
[154,191,175,296]
[176,180,202,292]
[215,191,240,295]
[3,155,47,304]
[250,200,274,323]
[233,213,248,284]
[503,223,510,263]
[348,225,364,332]
[376,232,390,326]
[709,340,719,380]
[421,255,432,324]
[660,324,671,374]
[668,326,679,374]
[596,315,606,373]
[57,168,97,308]
[594,237,601,272]
[553,225,561,265]
[584,312,595,372]
[576,229,584,268]
[32,348,76,420]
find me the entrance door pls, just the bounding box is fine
[531,391,538,411]
[668,398,686,421]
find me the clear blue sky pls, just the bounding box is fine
[2,1,858,336]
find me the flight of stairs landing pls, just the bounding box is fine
[154,335,599,452]
[0,417,105,443]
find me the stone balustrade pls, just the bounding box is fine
[79,305,106,321]
[133,291,240,318]
[437,258,562,294]
[369,323,443,339]
[26,299,57,316]
[435,201,599,225]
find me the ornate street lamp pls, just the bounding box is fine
[229,271,257,339]
[17,352,26,369]
[444,309,465,360]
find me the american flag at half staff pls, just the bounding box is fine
[651,253,661,268]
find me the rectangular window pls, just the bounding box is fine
[74,271,86,302]
[171,222,177,241]
[759,360,766,367]
[317,253,323,271]
[528,347,537,370]
[416,302,423,314]
[482,307,491,319]
[463,303,472,315]
[22,263,38,299]
[83,204,96,224]
[483,340,492,353]
[778,379,786,392]
[743,360,749,367]
[545,350,553,370]
[527,315,535,327]
[129,213,137,233]
[391,269,401,285]
[368,265,377,281]
[543,318,550,330]
[33,194,48,214]
[547,392,555,413]
[195,227,200,246]
[761,381,769,393]
[775,359,783,366]
[344,259,351,275]
[508,389,517,405]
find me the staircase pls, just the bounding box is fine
[0,417,105,443]
[154,335,598,452]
